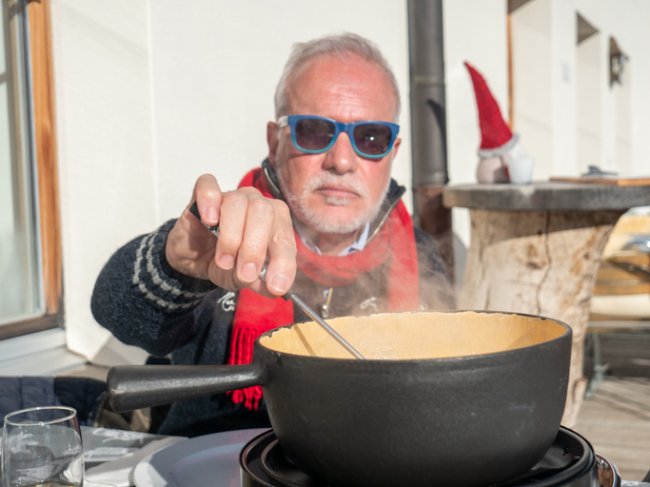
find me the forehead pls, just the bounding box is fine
[286,54,398,120]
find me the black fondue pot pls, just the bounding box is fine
[108,310,572,487]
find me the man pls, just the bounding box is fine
[91,33,453,436]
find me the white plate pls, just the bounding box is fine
[131,428,266,487]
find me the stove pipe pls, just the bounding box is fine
[407,0,453,279]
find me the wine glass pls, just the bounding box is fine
[2,406,84,487]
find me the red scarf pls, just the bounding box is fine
[228,168,420,410]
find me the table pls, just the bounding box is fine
[443,182,650,426]
[81,427,650,486]
[82,426,185,486]
[82,427,650,487]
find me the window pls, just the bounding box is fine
[0,0,61,339]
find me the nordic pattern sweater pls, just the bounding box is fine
[91,199,452,437]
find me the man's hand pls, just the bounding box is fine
[165,174,296,296]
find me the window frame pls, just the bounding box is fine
[0,0,62,340]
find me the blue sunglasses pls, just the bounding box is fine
[277,115,399,159]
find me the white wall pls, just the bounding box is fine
[148,1,412,222]
[510,0,650,178]
[50,0,411,362]
[512,0,554,178]
[611,69,632,174]
[548,0,578,177]
[602,0,650,176]
[443,0,508,281]
[576,32,604,173]
[51,0,158,361]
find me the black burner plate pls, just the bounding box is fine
[240,427,618,487]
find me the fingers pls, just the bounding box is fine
[164,175,224,279]
[191,174,223,225]
[211,188,296,296]
[263,199,297,294]
[182,182,294,296]
[215,188,268,278]
[233,196,296,295]
[165,174,297,294]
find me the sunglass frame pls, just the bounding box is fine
[277,115,399,160]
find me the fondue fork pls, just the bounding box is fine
[189,202,365,359]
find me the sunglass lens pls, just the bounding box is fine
[353,123,392,156]
[294,118,335,151]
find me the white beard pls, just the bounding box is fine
[278,169,389,235]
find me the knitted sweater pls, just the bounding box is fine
[91,181,453,437]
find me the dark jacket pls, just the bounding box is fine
[0,376,107,426]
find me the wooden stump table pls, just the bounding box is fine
[443,182,650,426]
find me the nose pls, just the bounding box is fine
[322,131,359,174]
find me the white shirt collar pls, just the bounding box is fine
[296,223,370,256]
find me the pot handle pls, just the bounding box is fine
[107,364,262,412]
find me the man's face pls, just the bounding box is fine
[267,55,401,237]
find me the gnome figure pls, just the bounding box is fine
[464,61,534,184]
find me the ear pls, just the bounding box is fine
[267,121,279,167]
[392,137,402,159]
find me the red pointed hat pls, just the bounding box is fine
[464,61,514,151]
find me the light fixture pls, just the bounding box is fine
[610,38,628,87]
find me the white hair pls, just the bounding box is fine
[274,32,401,121]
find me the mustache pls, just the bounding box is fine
[303,172,369,198]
